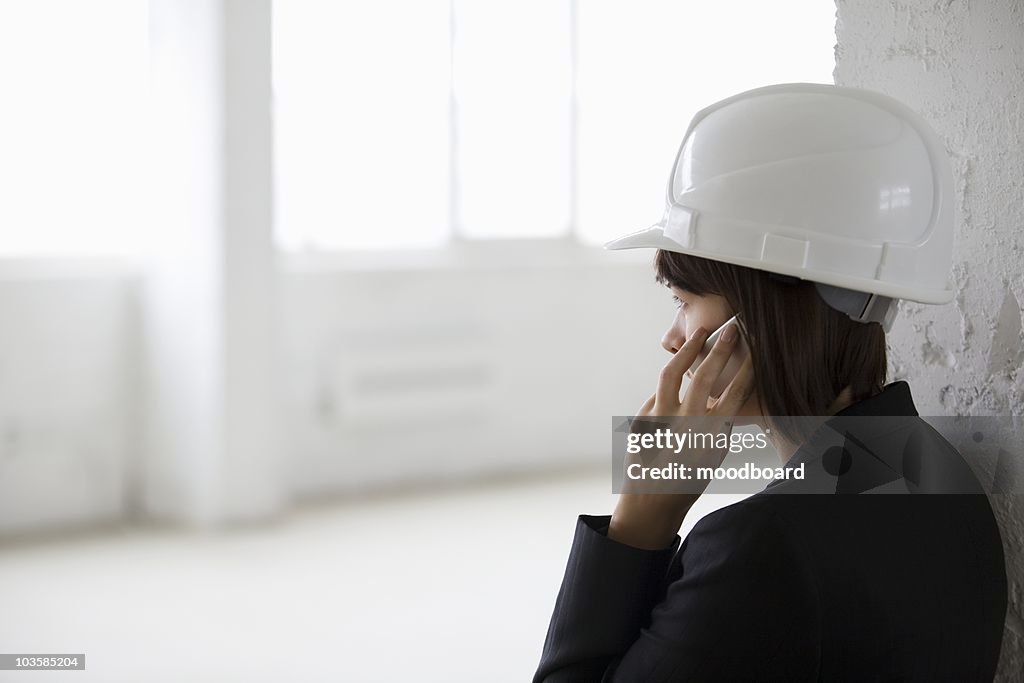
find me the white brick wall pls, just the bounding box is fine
[834,1,1024,678]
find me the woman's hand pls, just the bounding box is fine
[608,322,756,550]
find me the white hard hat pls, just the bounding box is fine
[604,83,957,331]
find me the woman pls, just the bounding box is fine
[533,84,1007,682]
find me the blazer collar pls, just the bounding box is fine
[764,381,921,490]
[829,380,918,418]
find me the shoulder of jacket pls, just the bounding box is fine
[688,494,796,543]
[681,496,819,586]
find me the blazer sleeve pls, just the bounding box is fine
[533,502,821,682]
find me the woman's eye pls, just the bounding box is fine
[671,295,686,309]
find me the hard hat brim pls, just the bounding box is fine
[603,224,678,251]
[602,221,955,305]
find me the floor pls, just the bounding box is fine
[0,470,748,682]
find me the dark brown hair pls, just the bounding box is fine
[654,249,887,446]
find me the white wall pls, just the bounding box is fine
[834,1,1024,678]
[0,251,670,530]
[278,245,670,498]
[0,263,138,534]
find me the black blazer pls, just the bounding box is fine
[534,382,1007,682]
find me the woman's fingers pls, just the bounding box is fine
[683,322,739,413]
[712,352,756,416]
[637,392,656,416]
[656,327,708,409]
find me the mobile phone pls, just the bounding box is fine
[687,314,748,398]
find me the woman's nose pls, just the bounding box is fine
[661,326,684,354]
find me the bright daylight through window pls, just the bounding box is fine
[0,0,147,257]
[0,1,835,257]
[271,0,835,252]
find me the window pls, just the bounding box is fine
[272,1,838,251]
[272,0,451,251]
[0,1,148,257]
[452,0,572,240]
